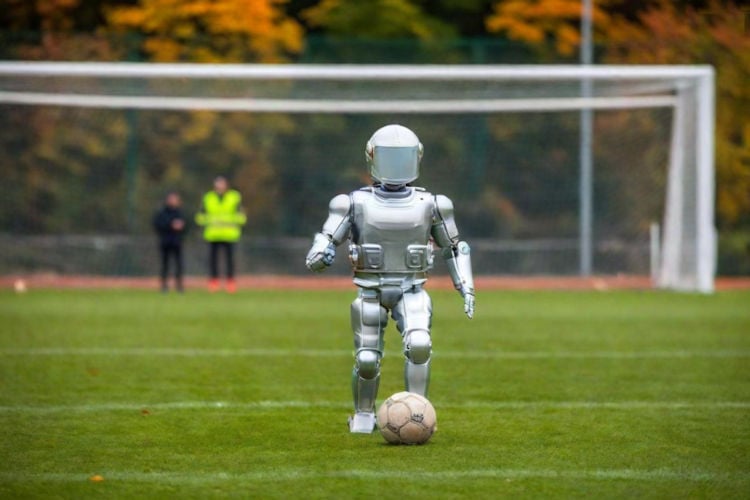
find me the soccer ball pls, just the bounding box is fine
[377,391,437,445]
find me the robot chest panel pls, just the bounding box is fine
[352,193,433,245]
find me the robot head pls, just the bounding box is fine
[365,124,423,187]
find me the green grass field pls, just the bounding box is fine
[1,288,748,498]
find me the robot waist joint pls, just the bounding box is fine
[348,243,433,272]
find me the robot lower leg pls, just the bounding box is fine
[350,289,386,414]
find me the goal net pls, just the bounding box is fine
[0,63,715,292]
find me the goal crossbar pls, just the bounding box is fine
[0,62,712,81]
[0,91,678,113]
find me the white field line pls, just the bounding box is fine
[1,400,748,414]
[0,468,745,484]
[1,347,748,359]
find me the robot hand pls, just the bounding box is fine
[306,233,336,272]
[463,291,475,319]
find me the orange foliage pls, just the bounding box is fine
[107,0,303,62]
[486,0,613,56]
[605,1,750,228]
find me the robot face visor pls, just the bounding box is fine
[371,146,420,184]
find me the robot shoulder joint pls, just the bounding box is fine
[328,194,351,217]
[434,194,455,219]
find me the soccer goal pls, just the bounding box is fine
[0,63,714,292]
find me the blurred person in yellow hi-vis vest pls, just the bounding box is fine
[195,176,246,293]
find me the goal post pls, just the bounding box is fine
[661,70,715,293]
[0,62,715,292]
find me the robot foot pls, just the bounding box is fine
[348,412,376,434]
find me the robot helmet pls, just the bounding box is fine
[365,124,423,186]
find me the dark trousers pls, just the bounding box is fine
[209,242,235,279]
[159,243,183,290]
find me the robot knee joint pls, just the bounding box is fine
[356,349,380,379]
[404,330,431,365]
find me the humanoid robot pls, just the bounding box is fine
[305,124,475,434]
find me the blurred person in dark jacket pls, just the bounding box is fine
[153,191,187,292]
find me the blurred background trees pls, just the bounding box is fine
[0,0,748,274]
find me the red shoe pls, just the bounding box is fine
[208,279,220,293]
[226,279,237,294]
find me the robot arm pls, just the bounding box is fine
[432,195,475,319]
[305,194,352,272]
[443,242,475,319]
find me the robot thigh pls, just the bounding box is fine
[350,289,387,379]
[392,288,433,364]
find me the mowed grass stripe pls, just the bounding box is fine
[1,347,748,359]
[1,400,748,414]
[0,468,746,484]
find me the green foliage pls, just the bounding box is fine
[1,289,749,497]
[302,0,457,40]
[0,107,129,233]
[717,231,750,276]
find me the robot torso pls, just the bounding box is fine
[349,187,435,288]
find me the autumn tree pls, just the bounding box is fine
[483,0,750,271]
[0,1,126,237]
[486,0,749,231]
[0,1,305,237]
[604,0,750,233]
[103,0,306,231]
[106,0,303,62]
[485,0,614,58]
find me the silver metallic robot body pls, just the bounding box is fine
[306,186,475,428]
[305,124,474,433]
